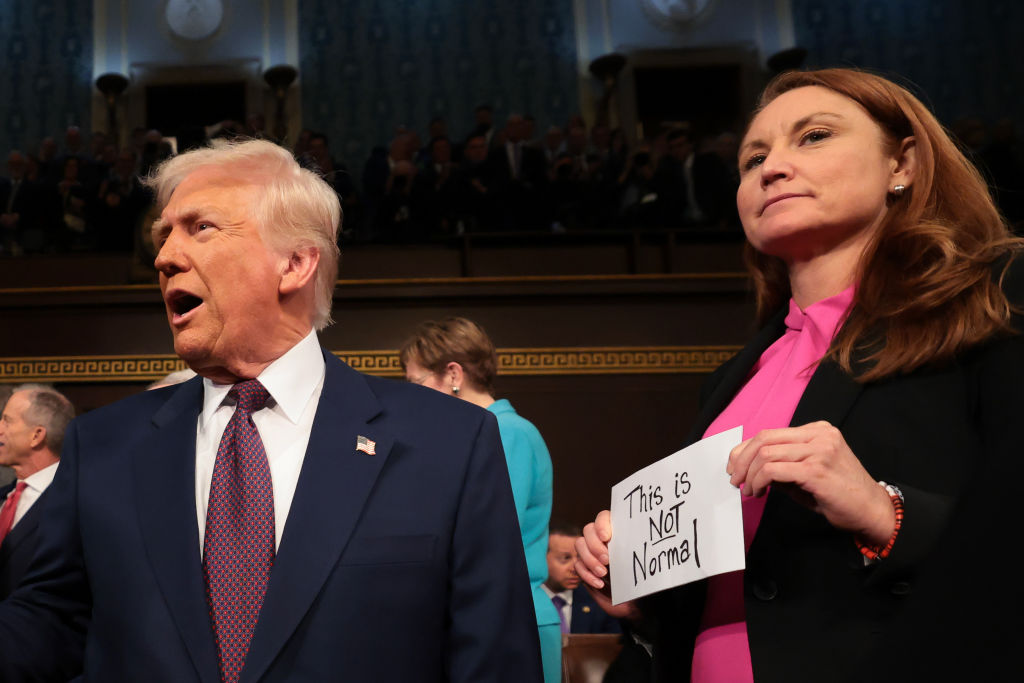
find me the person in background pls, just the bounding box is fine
[543,522,621,636]
[576,67,1024,682]
[0,385,74,599]
[401,317,561,683]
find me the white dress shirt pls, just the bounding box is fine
[195,329,325,554]
[541,583,574,631]
[8,461,59,528]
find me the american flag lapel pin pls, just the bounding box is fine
[356,435,377,456]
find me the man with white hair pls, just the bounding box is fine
[0,139,540,682]
[0,385,74,600]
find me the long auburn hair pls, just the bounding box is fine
[745,68,1021,382]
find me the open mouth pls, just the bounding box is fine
[166,290,204,322]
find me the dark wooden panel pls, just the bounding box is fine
[498,373,706,529]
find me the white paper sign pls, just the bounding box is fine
[609,426,745,604]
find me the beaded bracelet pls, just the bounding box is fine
[856,481,904,561]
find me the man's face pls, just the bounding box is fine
[464,137,488,164]
[39,138,57,160]
[545,533,580,592]
[153,166,291,380]
[0,392,38,468]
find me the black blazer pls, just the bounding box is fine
[0,484,48,600]
[643,264,1024,682]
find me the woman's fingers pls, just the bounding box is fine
[727,424,824,488]
[575,513,613,588]
[575,533,606,588]
[594,509,612,543]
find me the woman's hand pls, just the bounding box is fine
[575,511,640,620]
[727,421,896,545]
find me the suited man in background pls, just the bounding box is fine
[0,139,541,682]
[0,385,74,599]
[543,522,621,635]
[653,129,735,228]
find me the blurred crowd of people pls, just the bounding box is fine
[0,125,182,257]
[3,105,1021,257]
[296,106,744,242]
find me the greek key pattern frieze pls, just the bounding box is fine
[495,347,739,375]
[0,356,188,383]
[0,347,741,383]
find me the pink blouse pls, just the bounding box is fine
[690,285,855,682]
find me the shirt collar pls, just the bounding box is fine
[200,329,325,427]
[785,283,856,338]
[540,583,574,605]
[22,460,60,493]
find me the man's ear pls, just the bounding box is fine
[891,136,917,189]
[279,246,320,296]
[29,426,46,450]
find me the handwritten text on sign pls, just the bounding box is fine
[609,427,745,604]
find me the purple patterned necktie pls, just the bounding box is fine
[203,379,275,683]
[552,594,569,634]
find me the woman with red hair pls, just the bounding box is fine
[576,68,1023,681]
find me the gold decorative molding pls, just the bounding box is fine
[495,347,739,375]
[0,355,188,383]
[0,346,741,383]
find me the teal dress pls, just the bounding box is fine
[487,399,560,683]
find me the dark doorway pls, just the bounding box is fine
[634,64,743,141]
[146,81,246,150]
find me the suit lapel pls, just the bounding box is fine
[0,490,45,554]
[790,356,864,428]
[241,353,393,683]
[133,378,221,683]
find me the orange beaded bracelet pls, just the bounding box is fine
[856,482,904,561]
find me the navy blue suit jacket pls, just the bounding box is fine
[0,351,542,682]
[0,484,49,600]
[570,586,621,635]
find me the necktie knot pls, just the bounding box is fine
[231,379,269,415]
